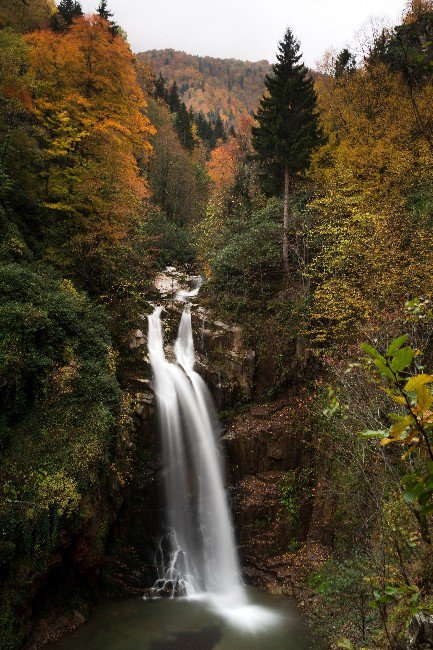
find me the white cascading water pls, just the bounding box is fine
[148,304,243,600]
[148,288,281,629]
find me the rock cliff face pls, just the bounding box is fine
[147,268,256,406]
[223,398,319,589]
[141,270,327,593]
[24,269,326,647]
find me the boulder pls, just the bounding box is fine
[408,612,433,649]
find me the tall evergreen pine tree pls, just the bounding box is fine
[252,28,323,278]
[97,0,114,20]
[175,103,195,151]
[154,73,169,102]
[56,0,83,27]
[212,115,226,147]
[168,82,181,113]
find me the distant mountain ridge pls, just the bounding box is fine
[137,48,271,128]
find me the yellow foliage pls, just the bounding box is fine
[309,54,433,345]
[25,17,156,264]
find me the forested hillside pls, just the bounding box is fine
[2,0,433,649]
[137,49,270,127]
[0,1,209,646]
[196,3,433,647]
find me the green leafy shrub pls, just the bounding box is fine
[309,558,377,648]
[142,206,195,267]
[0,262,122,648]
[210,199,283,298]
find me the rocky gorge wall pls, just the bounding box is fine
[22,269,328,648]
[138,273,331,593]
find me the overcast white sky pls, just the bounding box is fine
[80,0,406,66]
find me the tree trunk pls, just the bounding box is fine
[283,166,291,279]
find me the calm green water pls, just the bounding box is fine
[53,589,312,650]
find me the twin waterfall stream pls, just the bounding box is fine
[53,280,310,648]
[148,305,241,599]
[147,286,279,629]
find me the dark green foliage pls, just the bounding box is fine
[154,72,169,102]
[168,81,181,113]
[211,200,283,297]
[195,111,215,149]
[146,95,208,227]
[0,262,119,450]
[279,468,313,544]
[211,114,226,145]
[0,27,153,642]
[56,0,82,26]
[151,75,225,152]
[0,262,121,648]
[96,0,121,36]
[141,206,195,267]
[334,48,356,79]
[374,10,433,85]
[252,28,323,193]
[97,0,113,20]
[174,102,195,151]
[309,559,376,647]
[407,179,433,226]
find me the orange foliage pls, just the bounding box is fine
[138,49,269,128]
[25,16,156,261]
[208,116,254,199]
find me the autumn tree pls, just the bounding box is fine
[146,95,207,226]
[0,0,56,33]
[25,16,155,300]
[252,28,323,278]
[404,0,433,21]
[196,116,260,270]
[150,74,217,152]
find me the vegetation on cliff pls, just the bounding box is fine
[0,2,208,646]
[195,2,433,647]
[2,0,433,648]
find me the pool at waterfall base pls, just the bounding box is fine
[52,588,312,649]
[52,290,312,650]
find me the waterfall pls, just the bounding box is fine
[147,304,244,600]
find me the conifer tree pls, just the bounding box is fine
[252,28,323,278]
[168,81,181,113]
[195,111,214,149]
[334,48,356,79]
[154,73,168,102]
[212,115,226,146]
[97,0,113,20]
[96,1,121,37]
[175,103,195,151]
[51,0,82,30]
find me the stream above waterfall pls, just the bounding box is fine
[52,589,311,650]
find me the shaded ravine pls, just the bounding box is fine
[52,277,312,649]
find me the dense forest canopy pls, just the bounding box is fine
[137,48,271,128]
[1,0,433,648]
